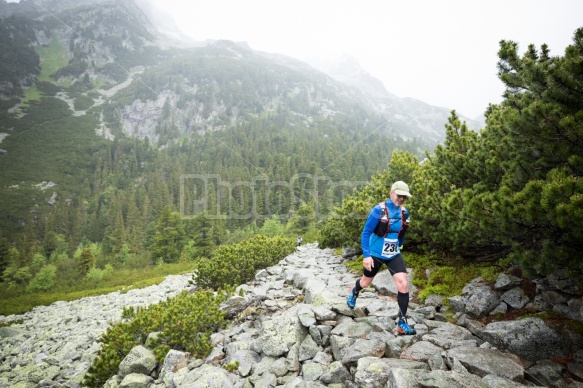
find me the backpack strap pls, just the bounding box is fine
[379,201,387,215]
[374,201,389,237]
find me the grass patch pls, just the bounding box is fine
[343,251,504,304]
[23,86,42,102]
[35,34,70,83]
[0,261,197,316]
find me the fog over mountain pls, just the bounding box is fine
[134,0,484,134]
[0,0,475,240]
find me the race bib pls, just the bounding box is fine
[381,238,399,257]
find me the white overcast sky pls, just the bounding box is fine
[151,0,582,120]
[6,0,581,119]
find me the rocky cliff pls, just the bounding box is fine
[1,244,582,387]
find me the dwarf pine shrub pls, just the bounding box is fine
[84,235,296,386]
[194,234,296,290]
[83,289,230,387]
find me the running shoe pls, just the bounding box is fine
[397,317,416,335]
[346,287,358,309]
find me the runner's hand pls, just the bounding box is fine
[363,257,374,272]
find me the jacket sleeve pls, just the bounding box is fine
[361,205,382,258]
[398,208,410,248]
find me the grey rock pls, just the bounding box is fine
[444,346,524,382]
[268,357,289,377]
[0,327,25,339]
[525,294,552,311]
[460,278,501,317]
[546,271,582,295]
[310,305,337,321]
[424,294,444,308]
[330,319,373,338]
[219,296,249,319]
[227,349,260,377]
[415,305,436,319]
[252,355,277,376]
[525,360,566,388]
[427,351,447,371]
[303,277,327,304]
[320,360,351,384]
[568,362,583,381]
[205,346,225,365]
[553,304,581,320]
[354,357,428,387]
[300,361,324,381]
[417,369,488,388]
[384,334,416,358]
[541,290,569,305]
[312,351,333,365]
[489,302,508,316]
[144,331,160,349]
[481,317,575,362]
[481,374,531,387]
[159,349,190,385]
[341,338,385,366]
[179,364,235,388]
[259,305,308,357]
[494,274,522,291]
[341,246,359,258]
[119,373,153,388]
[225,340,250,356]
[568,298,582,313]
[118,345,157,378]
[500,287,530,309]
[422,322,476,349]
[103,375,122,388]
[329,334,356,363]
[1,242,579,388]
[386,368,420,388]
[297,305,317,328]
[400,340,443,363]
[252,371,277,388]
[298,334,322,362]
[286,342,301,372]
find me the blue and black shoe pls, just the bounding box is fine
[346,287,359,309]
[397,317,416,335]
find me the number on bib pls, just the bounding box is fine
[382,238,398,256]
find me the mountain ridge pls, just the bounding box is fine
[0,0,463,241]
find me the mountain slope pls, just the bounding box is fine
[0,0,449,242]
[308,55,483,143]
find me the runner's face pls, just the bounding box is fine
[390,190,407,206]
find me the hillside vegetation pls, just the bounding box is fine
[321,28,583,278]
[0,0,429,313]
[0,0,580,322]
[0,2,581,385]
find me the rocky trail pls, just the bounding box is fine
[1,243,582,387]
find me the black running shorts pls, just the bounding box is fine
[363,253,407,278]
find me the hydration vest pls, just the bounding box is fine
[372,201,409,239]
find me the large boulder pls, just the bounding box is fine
[444,346,524,382]
[178,364,236,388]
[480,317,577,362]
[118,345,157,378]
[354,356,428,387]
[448,277,500,317]
[256,305,308,357]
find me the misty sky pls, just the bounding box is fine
[5,0,581,119]
[152,0,582,120]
